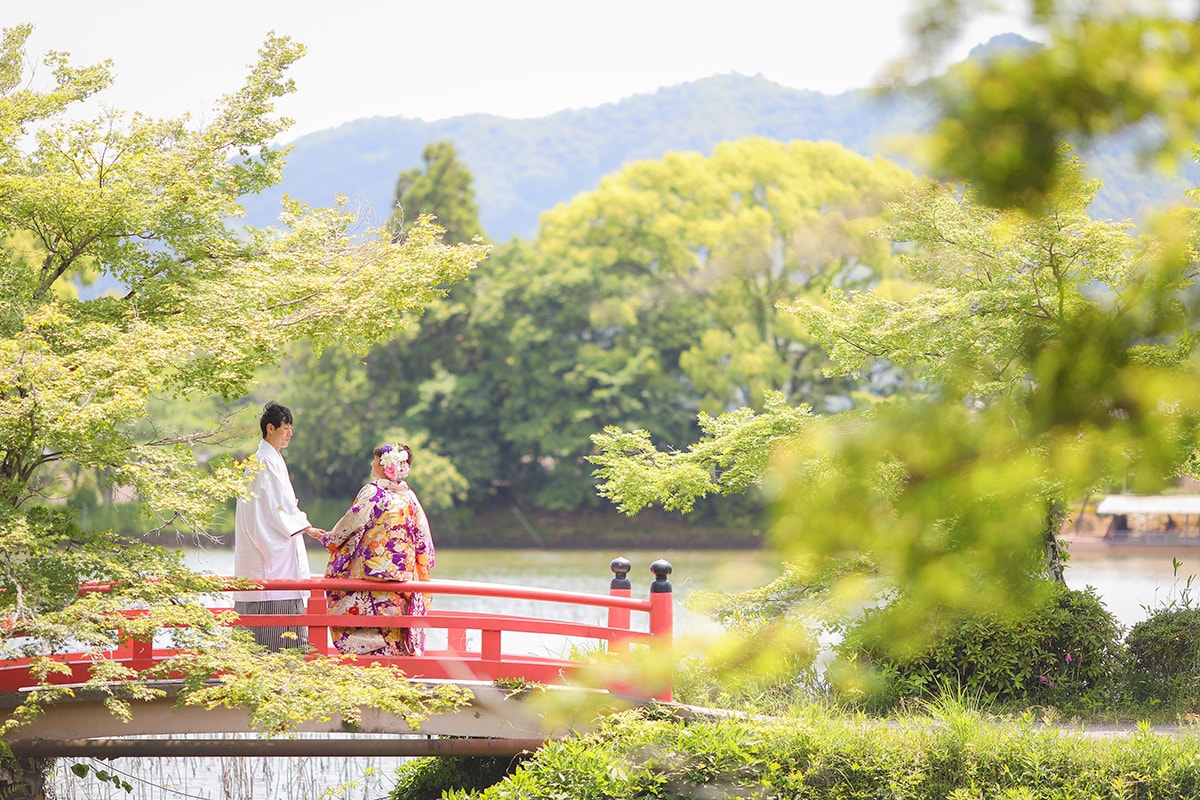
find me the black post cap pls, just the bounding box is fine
[610,557,632,590]
[650,559,673,593]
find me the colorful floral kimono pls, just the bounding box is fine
[321,478,434,655]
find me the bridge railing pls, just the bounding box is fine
[2,557,675,701]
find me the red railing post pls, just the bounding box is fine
[306,590,330,654]
[648,559,673,702]
[126,632,153,672]
[481,629,502,661]
[607,557,632,654]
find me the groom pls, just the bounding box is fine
[232,400,325,650]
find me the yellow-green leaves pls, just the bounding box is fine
[906,6,1200,210]
[591,392,814,515]
[169,648,472,736]
[0,25,489,735]
[0,25,488,522]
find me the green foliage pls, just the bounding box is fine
[0,504,219,627]
[795,151,1158,404]
[590,391,815,514]
[247,345,469,510]
[671,640,818,713]
[902,4,1200,211]
[531,137,909,417]
[358,137,911,515]
[163,648,472,736]
[69,763,132,794]
[392,755,527,800]
[453,705,1200,799]
[390,140,486,244]
[0,23,485,530]
[832,583,1124,713]
[0,24,486,734]
[1125,607,1200,710]
[600,148,1200,633]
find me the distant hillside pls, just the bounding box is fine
[241,39,1199,242]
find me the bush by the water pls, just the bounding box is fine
[830,583,1124,713]
[1125,606,1200,710]
[391,755,526,800]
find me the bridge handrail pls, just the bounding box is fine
[79,577,655,611]
[216,577,656,612]
[6,557,676,701]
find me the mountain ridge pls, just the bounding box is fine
[241,45,1198,241]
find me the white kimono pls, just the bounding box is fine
[232,439,312,601]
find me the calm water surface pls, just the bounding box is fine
[1063,549,1200,627]
[184,545,783,653]
[182,542,1200,630]
[54,546,1196,799]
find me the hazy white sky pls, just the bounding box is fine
[14,1,1037,141]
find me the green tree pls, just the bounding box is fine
[258,342,468,512]
[388,140,485,244]
[897,2,1200,211]
[0,24,485,732]
[593,150,1200,635]
[427,139,912,512]
[582,3,1200,694]
[533,138,910,414]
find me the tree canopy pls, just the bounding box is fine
[0,23,486,732]
[389,140,486,244]
[350,138,913,513]
[593,150,1200,637]
[589,5,1200,642]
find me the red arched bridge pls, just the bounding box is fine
[0,557,676,760]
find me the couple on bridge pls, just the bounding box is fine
[231,401,434,657]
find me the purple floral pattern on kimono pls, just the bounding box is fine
[321,478,434,656]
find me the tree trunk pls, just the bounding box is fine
[1044,499,1067,585]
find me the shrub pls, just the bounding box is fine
[1124,607,1200,710]
[831,581,1123,713]
[391,755,527,800]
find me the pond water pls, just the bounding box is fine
[51,545,1200,799]
[183,544,781,648]
[181,542,1200,631]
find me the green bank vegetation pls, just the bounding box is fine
[404,704,1200,800]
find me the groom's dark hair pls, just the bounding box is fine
[259,401,294,438]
